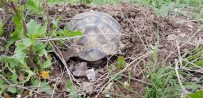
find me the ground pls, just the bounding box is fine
[47,3,202,98]
[1,2,203,98]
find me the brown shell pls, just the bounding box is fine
[67,11,122,61]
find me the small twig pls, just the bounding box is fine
[0,74,42,95]
[181,67,203,74]
[10,2,18,14]
[95,51,151,98]
[28,45,35,69]
[3,14,13,24]
[37,33,123,42]
[177,19,201,23]
[176,41,183,67]
[120,74,152,85]
[125,15,148,51]
[51,77,58,98]
[44,0,50,35]
[0,74,12,85]
[49,41,81,87]
[175,59,186,98]
[1,0,12,8]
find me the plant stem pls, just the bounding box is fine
[10,1,35,69]
[44,0,50,35]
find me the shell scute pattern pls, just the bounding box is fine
[68,11,122,61]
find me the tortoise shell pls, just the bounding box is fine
[67,11,122,61]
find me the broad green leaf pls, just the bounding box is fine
[35,43,46,51]
[66,80,76,93]
[32,80,53,95]
[41,60,52,69]
[35,42,46,51]
[40,81,53,95]
[26,0,44,14]
[6,35,19,49]
[0,55,9,62]
[0,79,5,95]
[27,19,40,37]
[13,52,27,62]
[12,13,24,38]
[52,19,59,29]
[22,38,32,47]
[0,79,4,84]
[17,89,24,95]
[6,57,19,69]
[11,74,18,84]
[63,29,69,35]
[117,56,126,69]
[0,20,3,36]
[38,49,47,57]
[35,42,47,57]
[14,41,28,53]
[38,25,46,36]
[7,87,17,93]
[27,19,46,40]
[67,30,82,37]
[31,79,40,87]
[187,90,203,98]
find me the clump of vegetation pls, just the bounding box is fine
[0,0,81,97]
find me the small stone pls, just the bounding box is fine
[72,62,88,77]
[86,68,96,80]
[58,8,63,12]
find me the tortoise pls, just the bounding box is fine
[64,11,122,66]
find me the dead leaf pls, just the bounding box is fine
[4,93,10,98]
[19,73,25,81]
[72,62,88,77]
[52,83,59,91]
[21,90,29,98]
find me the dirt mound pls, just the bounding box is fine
[48,3,203,63]
[47,3,203,97]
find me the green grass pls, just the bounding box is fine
[48,0,203,21]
